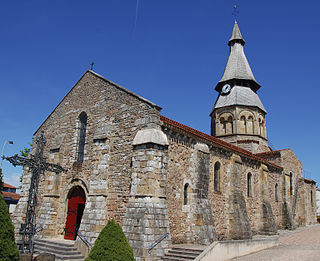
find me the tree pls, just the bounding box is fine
[0,193,20,260]
[18,143,32,189]
[85,220,135,261]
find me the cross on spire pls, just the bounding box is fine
[3,132,66,254]
[232,5,239,21]
[90,61,94,70]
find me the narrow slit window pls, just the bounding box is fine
[77,112,87,163]
[184,183,189,205]
[275,183,279,202]
[247,173,252,197]
[214,162,220,192]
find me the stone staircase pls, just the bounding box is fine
[161,245,205,260]
[34,238,85,261]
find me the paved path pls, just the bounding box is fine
[233,224,320,261]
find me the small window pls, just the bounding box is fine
[247,173,252,197]
[289,172,293,196]
[311,190,313,207]
[184,183,189,205]
[77,112,87,163]
[214,162,221,192]
[275,183,279,202]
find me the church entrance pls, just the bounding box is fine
[64,186,86,240]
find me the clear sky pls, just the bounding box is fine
[1,0,319,187]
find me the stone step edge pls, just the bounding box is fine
[34,246,82,257]
[161,257,194,261]
[168,250,200,256]
[35,239,75,248]
[163,254,195,260]
[171,247,203,253]
[35,252,84,261]
[35,242,78,252]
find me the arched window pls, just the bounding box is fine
[275,183,279,202]
[214,162,221,192]
[259,118,265,137]
[77,112,87,163]
[220,117,226,134]
[227,116,233,134]
[247,173,252,197]
[247,116,254,134]
[240,116,247,134]
[289,172,293,196]
[184,183,189,205]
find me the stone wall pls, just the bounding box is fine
[13,71,163,249]
[163,123,280,243]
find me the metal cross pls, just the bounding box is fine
[232,5,239,21]
[3,132,66,254]
[90,61,94,70]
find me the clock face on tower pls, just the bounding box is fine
[221,84,231,94]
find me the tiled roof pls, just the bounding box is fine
[303,178,316,184]
[160,115,282,170]
[3,183,17,189]
[255,149,290,157]
[2,191,20,201]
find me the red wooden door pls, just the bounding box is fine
[64,186,85,240]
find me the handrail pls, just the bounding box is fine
[76,228,93,248]
[148,232,169,254]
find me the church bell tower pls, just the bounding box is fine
[210,21,269,154]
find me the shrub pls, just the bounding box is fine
[85,219,135,261]
[0,194,20,261]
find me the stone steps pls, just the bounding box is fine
[34,239,85,261]
[161,246,204,261]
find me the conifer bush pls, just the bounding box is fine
[0,194,20,261]
[85,219,135,261]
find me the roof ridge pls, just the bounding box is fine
[3,182,17,189]
[160,115,282,170]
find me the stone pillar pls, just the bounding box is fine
[123,129,171,261]
[192,143,216,245]
[281,173,293,229]
[259,164,277,234]
[228,154,252,239]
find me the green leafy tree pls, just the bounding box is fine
[0,193,20,260]
[85,220,135,261]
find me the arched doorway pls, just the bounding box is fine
[64,186,86,240]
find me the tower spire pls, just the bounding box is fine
[215,20,260,92]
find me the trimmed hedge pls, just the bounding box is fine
[0,194,19,261]
[85,219,135,261]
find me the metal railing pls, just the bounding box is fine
[76,229,93,248]
[148,232,169,254]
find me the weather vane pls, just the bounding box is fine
[232,5,239,21]
[90,61,94,70]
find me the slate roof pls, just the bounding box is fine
[160,115,282,171]
[216,21,260,92]
[213,86,266,113]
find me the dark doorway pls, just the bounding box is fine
[64,186,86,240]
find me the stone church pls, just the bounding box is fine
[13,21,316,260]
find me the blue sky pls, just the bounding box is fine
[1,0,319,187]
